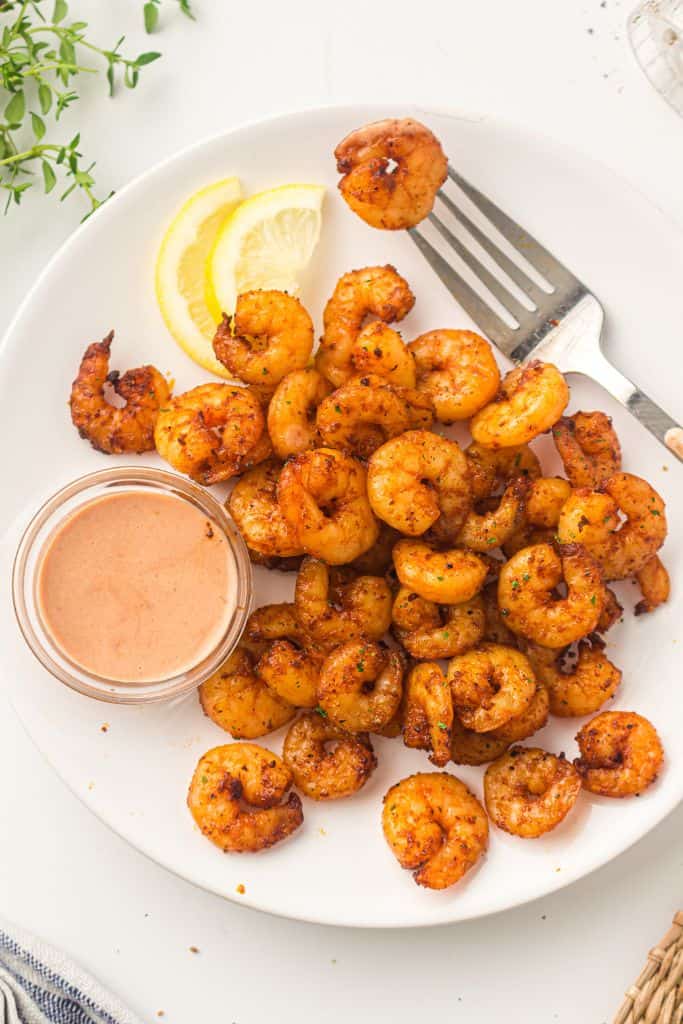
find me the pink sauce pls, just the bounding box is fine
[36,491,234,683]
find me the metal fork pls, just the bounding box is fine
[409,165,683,464]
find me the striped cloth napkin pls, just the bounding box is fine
[0,919,142,1024]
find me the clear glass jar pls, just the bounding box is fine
[12,467,252,704]
[629,0,683,116]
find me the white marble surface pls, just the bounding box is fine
[1,1,683,1021]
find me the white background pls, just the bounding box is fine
[1,1,683,1021]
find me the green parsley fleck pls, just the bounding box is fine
[315,705,328,718]
[437,722,448,731]
[511,579,520,590]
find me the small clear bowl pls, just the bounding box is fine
[12,467,253,704]
[629,1,683,116]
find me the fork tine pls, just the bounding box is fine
[447,166,579,288]
[427,211,534,323]
[436,189,550,302]
[408,226,517,351]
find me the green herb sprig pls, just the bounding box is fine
[0,0,192,217]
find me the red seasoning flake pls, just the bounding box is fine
[100,723,109,733]
[236,883,246,895]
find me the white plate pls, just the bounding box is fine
[1,106,681,928]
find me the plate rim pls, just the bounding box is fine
[2,101,682,928]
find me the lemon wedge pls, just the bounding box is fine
[208,183,325,320]
[156,177,242,377]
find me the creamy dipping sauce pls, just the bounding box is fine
[36,491,234,683]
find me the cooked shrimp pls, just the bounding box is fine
[498,542,605,648]
[349,321,417,386]
[557,473,667,579]
[487,683,549,744]
[187,743,303,852]
[484,746,581,838]
[283,712,377,800]
[392,587,485,660]
[481,582,516,645]
[552,411,621,488]
[465,441,542,502]
[316,374,411,458]
[317,641,405,732]
[408,329,500,423]
[382,773,488,889]
[256,640,321,708]
[154,383,270,485]
[70,332,170,454]
[393,540,488,605]
[335,117,448,231]
[526,477,572,527]
[277,447,378,564]
[228,461,303,558]
[198,648,295,739]
[242,602,307,651]
[450,720,511,766]
[212,291,314,390]
[457,477,530,553]
[502,523,555,558]
[403,662,453,767]
[447,643,536,733]
[266,369,330,459]
[526,639,621,717]
[367,430,472,538]
[294,557,392,648]
[316,266,415,387]
[575,711,664,797]
[470,361,569,449]
[635,555,670,615]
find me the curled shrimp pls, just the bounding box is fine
[283,712,377,800]
[367,430,472,538]
[484,746,581,838]
[198,647,295,739]
[465,441,542,501]
[277,447,378,564]
[552,411,621,488]
[212,291,314,390]
[450,719,511,766]
[526,638,621,717]
[408,329,500,423]
[382,773,488,889]
[187,743,303,853]
[256,641,321,708]
[526,477,572,527]
[316,265,415,387]
[266,369,330,460]
[574,711,664,797]
[242,602,307,651]
[70,332,170,454]
[635,555,670,615]
[403,662,454,767]
[316,374,411,458]
[228,461,303,558]
[393,540,488,605]
[487,682,550,744]
[447,643,536,733]
[349,322,417,386]
[154,383,270,485]
[498,542,605,648]
[392,587,485,660]
[457,477,530,553]
[335,117,448,231]
[557,473,667,579]
[470,361,569,449]
[317,640,405,733]
[294,557,392,648]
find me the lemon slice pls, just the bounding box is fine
[208,183,325,320]
[156,177,242,377]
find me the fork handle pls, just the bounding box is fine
[576,346,683,464]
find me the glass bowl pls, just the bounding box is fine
[12,467,253,704]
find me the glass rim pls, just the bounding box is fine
[12,466,253,705]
